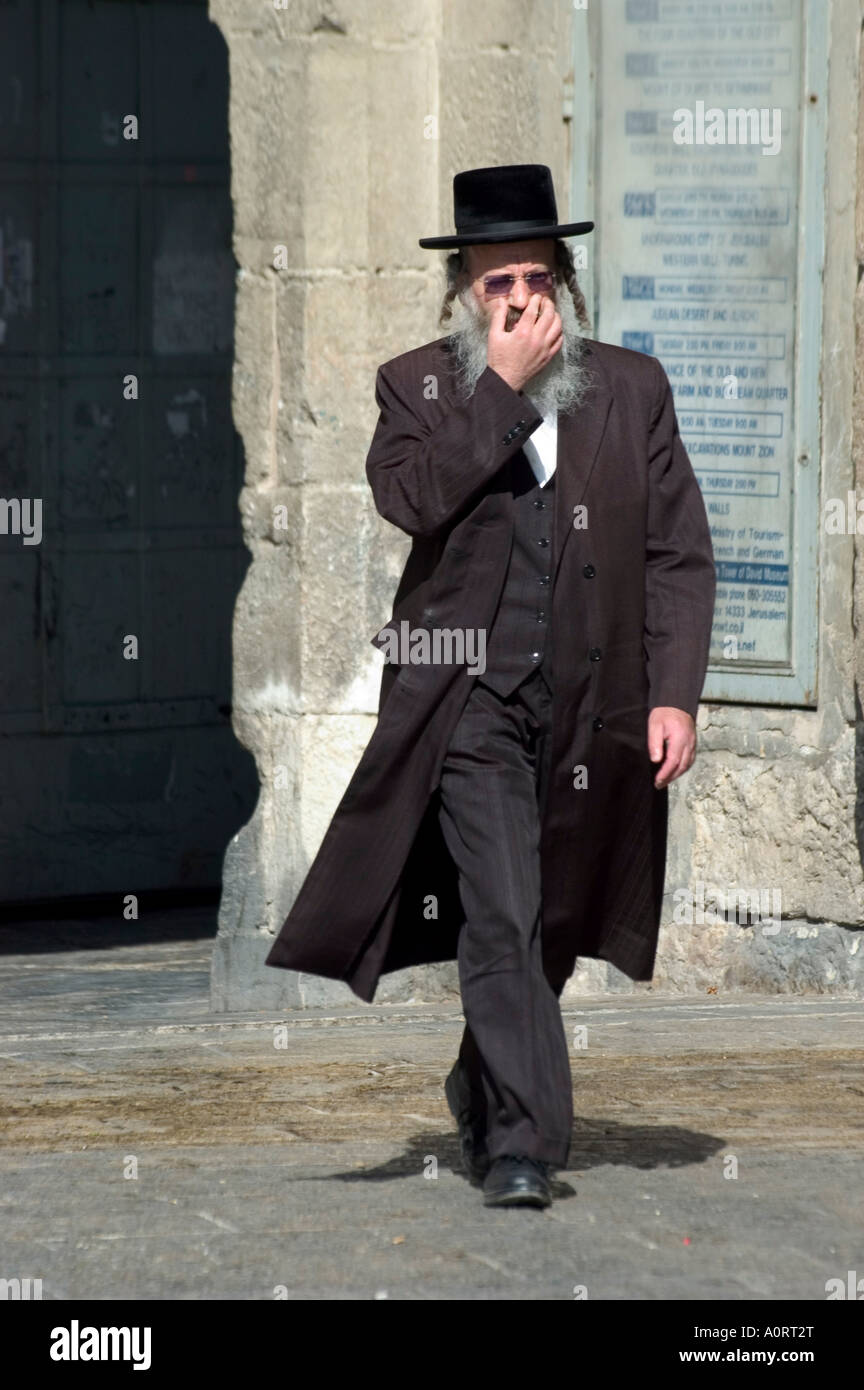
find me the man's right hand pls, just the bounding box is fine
[486,293,563,394]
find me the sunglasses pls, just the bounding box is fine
[481,271,557,298]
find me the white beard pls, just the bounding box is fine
[446,283,593,417]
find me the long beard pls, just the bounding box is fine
[446,285,593,416]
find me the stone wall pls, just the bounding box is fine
[643,0,864,1001]
[210,0,864,1010]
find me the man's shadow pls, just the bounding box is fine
[315,1118,727,1199]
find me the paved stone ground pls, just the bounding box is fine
[0,909,862,1300]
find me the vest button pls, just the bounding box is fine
[530,651,541,663]
[592,716,604,731]
[538,575,550,586]
[532,499,545,508]
[536,611,546,622]
[537,537,549,547]
[589,647,602,661]
[582,564,596,578]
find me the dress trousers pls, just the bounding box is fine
[435,448,573,1169]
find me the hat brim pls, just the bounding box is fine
[418,220,594,249]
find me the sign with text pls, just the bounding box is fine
[595,0,812,688]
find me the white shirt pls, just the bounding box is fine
[520,406,558,488]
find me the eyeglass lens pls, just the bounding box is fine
[483,272,555,297]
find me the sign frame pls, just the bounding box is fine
[569,0,826,708]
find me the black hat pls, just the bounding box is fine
[418,163,594,249]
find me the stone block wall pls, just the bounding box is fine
[210,0,864,1010]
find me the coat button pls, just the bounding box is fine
[589,647,602,661]
[592,716,604,731]
[538,575,550,586]
[422,607,434,624]
[530,651,541,663]
[537,537,549,547]
[582,564,596,578]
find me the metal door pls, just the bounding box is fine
[0,0,256,900]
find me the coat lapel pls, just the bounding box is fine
[435,337,614,575]
[552,347,612,587]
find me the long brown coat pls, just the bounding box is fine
[265,335,716,1001]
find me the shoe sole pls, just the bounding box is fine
[483,1188,551,1209]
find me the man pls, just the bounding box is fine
[265,165,716,1211]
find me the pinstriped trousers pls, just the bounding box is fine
[436,666,573,1169]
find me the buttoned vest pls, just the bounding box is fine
[475,449,557,697]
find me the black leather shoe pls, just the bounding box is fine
[444,1063,490,1183]
[482,1154,553,1209]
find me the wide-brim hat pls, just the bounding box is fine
[418,163,594,249]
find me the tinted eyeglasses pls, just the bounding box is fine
[482,270,557,298]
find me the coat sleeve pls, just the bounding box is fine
[643,359,717,719]
[365,359,543,539]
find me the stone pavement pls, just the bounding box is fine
[0,908,862,1301]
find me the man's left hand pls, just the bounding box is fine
[647,707,696,789]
